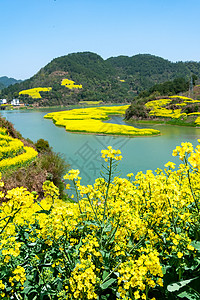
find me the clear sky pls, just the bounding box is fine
[1,0,200,80]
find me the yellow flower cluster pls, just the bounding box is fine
[169,95,194,100]
[101,146,122,162]
[9,266,26,286]
[69,257,97,299]
[63,169,80,180]
[172,142,194,160]
[0,138,24,160]
[145,98,184,119]
[19,87,52,99]
[0,127,38,170]
[0,127,7,135]
[195,116,200,125]
[118,248,163,299]
[1,142,200,299]
[44,105,160,136]
[145,96,200,122]
[61,78,82,89]
[79,100,103,105]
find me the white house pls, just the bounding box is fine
[0,99,7,105]
[11,99,20,106]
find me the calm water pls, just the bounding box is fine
[1,108,200,184]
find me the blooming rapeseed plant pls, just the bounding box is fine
[19,87,52,99]
[44,106,160,136]
[0,127,38,171]
[145,96,200,124]
[1,141,200,299]
[61,78,82,89]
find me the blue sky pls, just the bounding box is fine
[1,0,200,80]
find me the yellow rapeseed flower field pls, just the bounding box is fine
[61,79,82,89]
[19,87,52,99]
[145,96,200,122]
[0,127,38,170]
[44,105,160,136]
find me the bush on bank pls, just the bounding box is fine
[0,143,200,299]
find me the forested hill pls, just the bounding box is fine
[0,76,22,90]
[1,52,200,106]
[107,54,199,89]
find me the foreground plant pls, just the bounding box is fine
[1,143,200,299]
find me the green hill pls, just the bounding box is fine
[0,76,22,90]
[0,82,4,90]
[107,54,200,92]
[1,52,200,106]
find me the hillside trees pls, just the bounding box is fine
[1,52,200,106]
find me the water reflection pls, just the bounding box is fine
[1,110,200,185]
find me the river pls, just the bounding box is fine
[1,108,200,184]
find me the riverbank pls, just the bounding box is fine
[126,117,200,128]
[8,102,131,112]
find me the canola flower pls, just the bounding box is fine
[145,98,184,119]
[79,100,103,105]
[0,127,38,171]
[61,78,82,89]
[19,87,52,99]
[44,105,160,136]
[101,146,122,162]
[195,116,200,125]
[0,143,200,299]
[169,96,194,100]
[145,96,200,123]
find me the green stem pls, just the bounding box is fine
[104,218,120,248]
[73,179,82,214]
[86,193,100,225]
[145,285,149,300]
[14,293,23,300]
[185,157,200,214]
[101,235,146,285]
[102,158,112,223]
[0,206,21,235]
[36,266,52,300]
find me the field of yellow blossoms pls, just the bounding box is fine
[61,79,82,89]
[44,105,160,136]
[0,127,38,170]
[18,78,82,100]
[1,139,200,299]
[19,87,52,99]
[145,96,200,125]
[79,101,103,105]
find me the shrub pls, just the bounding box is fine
[35,138,50,153]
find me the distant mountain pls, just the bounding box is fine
[0,76,22,90]
[0,82,5,90]
[1,52,200,106]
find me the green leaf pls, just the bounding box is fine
[178,290,200,300]
[102,271,110,281]
[104,224,112,232]
[167,277,198,292]
[36,209,51,215]
[22,286,33,294]
[100,278,116,290]
[191,241,200,251]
